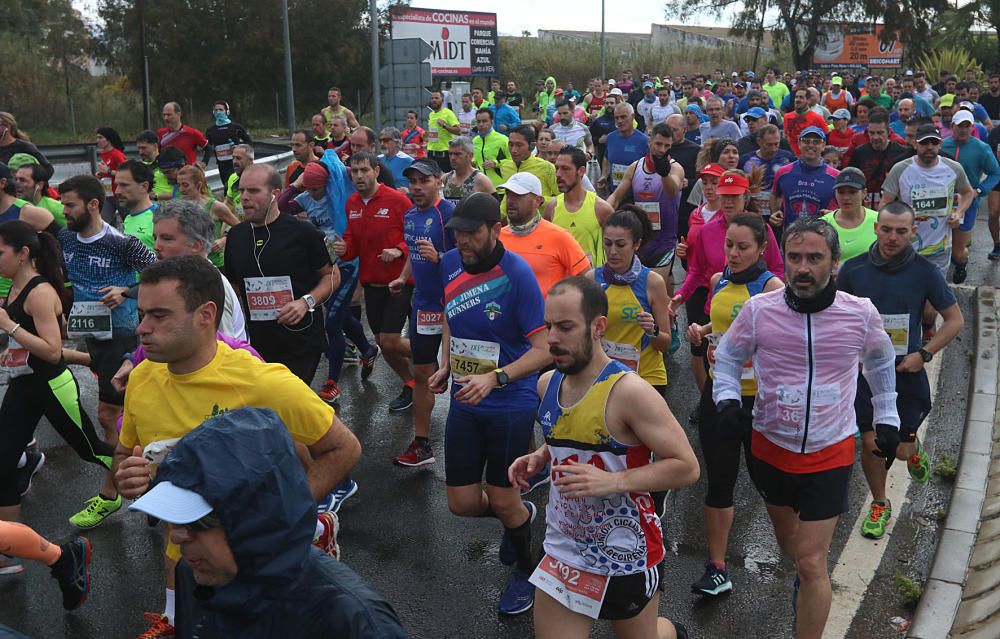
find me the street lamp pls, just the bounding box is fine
[280,0,296,133]
[600,0,606,82]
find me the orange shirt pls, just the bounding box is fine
[751,430,855,474]
[500,219,590,297]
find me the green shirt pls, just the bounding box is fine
[226,173,243,218]
[427,108,460,152]
[763,81,790,109]
[124,206,156,250]
[822,207,878,261]
[37,196,66,227]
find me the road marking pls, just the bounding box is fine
[823,354,941,639]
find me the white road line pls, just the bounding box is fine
[823,354,942,639]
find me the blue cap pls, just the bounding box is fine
[799,125,827,140]
[745,107,767,119]
[642,81,654,88]
[832,108,851,120]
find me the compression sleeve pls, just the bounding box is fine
[859,301,901,429]
[712,298,758,405]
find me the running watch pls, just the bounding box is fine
[494,368,510,388]
[303,294,317,312]
[918,348,933,363]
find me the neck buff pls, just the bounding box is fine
[784,276,836,313]
[463,239,505,275]
[601,255,643,285]
[508,213,542,236]
[724,259,767,284]
[868,240,915,274]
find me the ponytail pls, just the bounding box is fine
[0,221,69,307]
[604,205,653,246]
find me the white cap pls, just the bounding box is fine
[952,110,975,126]
[129,481,213,525]
[609,88,623,96]
[500,172,543,196]
[608,79,616,85]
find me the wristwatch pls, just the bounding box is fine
[494,368,510,388]
[646,323,660,338]
[918,348,934,363]
[302,294,317,312]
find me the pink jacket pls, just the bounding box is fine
[678,211,784,305]
[712,289,899,455]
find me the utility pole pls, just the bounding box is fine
[600,0,606,81]
[371,0,382,131]
[138,0,151,129]
[280,0,296,133]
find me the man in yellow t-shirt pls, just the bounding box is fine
[427,90,461,173]
[113,255,361,637]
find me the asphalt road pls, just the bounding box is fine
[0,209,994,638]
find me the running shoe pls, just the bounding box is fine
[137,613,175,638]
[16,451,45,497]
[51,537,91,610]
[907,442,930,484]
[69,493,122,529]
[360,345,381,381]
[860,500,892,539]
[953,261,968,284]
[990,245,1000,261]
[342,344,360,365]
[388,386,413,411]
[0,555,23,575]
[393,439,435,467]
[498,570,534,615]
[313,512,341,560]
[328,478,358,514]
[691,561,733,596]
[318,379,341,404]
[669,324,681,354]
[674,621,690,639]
[520,464,551,496]
[499,501,537,566]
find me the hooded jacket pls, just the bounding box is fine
[162,408,407,639]
[536,75,557,116]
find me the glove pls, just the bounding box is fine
[873,424,900,469]
[717,399,750,440]
[652,153,672,177]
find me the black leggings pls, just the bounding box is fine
[697,376,755,509]
[0,370,113,507]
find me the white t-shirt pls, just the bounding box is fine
[882,156,971,256]
[551,121,590,150]
[219,271,247,341]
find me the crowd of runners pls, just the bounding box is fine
[0,62,990,637]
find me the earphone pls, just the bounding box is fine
[250,193,313,332]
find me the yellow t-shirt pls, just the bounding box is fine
[120,342,334,450]
[552,191,605,266]
[427,108,460,152]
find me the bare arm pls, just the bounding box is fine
[474,172,497,194]
[303,415,362,500]
[594,195,614,225]
[663,161,684,197]
[606,162,637,210]
[644,271,673,353]
[211,200,241,228]
[19,203,55,232]
[0,285,62,363]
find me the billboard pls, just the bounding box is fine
[812,24,903,69]
[390,7,499,77]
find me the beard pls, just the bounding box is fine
[460,242,493,266]
[550,338,593,375]
[788,273,829,299]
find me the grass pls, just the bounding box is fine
[893,571,923,608]
[934,453,958,482]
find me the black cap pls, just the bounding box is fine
[403,158,442,178]
[445,192,501,231]
[493,91,507,100]
[915,123,942,143]
[834,167,866,190]
[0,163,10,181]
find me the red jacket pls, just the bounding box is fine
[343,184,412,285]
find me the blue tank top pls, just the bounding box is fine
[0,201,23,223]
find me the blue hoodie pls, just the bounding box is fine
[164,408,407,639]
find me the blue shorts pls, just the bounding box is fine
[410,305,443,367]
[445,403,536,487]
[854,369,931,442]
[959,199,980,232]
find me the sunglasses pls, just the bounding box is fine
[185,513,222,532]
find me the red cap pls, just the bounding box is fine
[301,162,329,189]
[699,163,725,178]
[715,172,750,195]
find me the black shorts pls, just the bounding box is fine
[86,335,138,405]
[639,248,675,272]
[444,404,534,487]
[855,369,931,442]
[363,284,412,335]
[685,286,710,356]
[598,566,661,620]
[409,307,443,366]
[751,458,852,521]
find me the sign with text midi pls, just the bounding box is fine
[812,23,903,69]
[390,7,498,77]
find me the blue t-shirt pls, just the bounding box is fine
[605,130,649,191]
[772,160,839,228]
[379,153,414,190]
[58,224,157,335]
[837,250,957,359]
[441,248,545,411]
[295,191,337,240]
[740,149,796,190]
[404,199,456,309]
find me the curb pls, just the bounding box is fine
[909,287,998,639]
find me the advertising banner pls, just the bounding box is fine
[812,24,903,69]
[390,7,499,76]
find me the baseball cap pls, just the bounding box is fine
[832,108,851,120]
[403,158,443,179]
[643,81,654,89]
[799,125,827,140]
[499,172,542,197]
[731,71,739,77]
[938,93,955,108]
[952,110,975,126]
[747,71,756,79]
[608,79,616,85]
[715,172,750,195]
[958,101,975,112]
[831,76,843,86]
[555,88,564,96]
[129,481,213,525]
[745,107,767,119]
[609,88,623,96]
[905,69,914,77]
[7,153,40,170]
[834,167,866,190]
[445,192,502,231]
[494,91,507,100]
[301,162,329,189]
[915,123,942,142]
[699,163,725,178]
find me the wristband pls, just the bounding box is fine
[8,323,20,337]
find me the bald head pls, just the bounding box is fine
[897,98,914,121]
[666,114,685,143]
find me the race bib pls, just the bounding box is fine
[611,163,629,185]
[751,192,772,218]
[706,333,754,380]
[215,142,234,162]
[529,554,610,620]
[403,142,420,155]
[67,301,113,340]
[1,336,31,378]
[881,313,910,356]
[775,384,839,436]
[459,122,472,135]
[601,339,640,371]
[427,127,440,143]
[636,200,661,230]
[416,310,444,335]
[910,185,949,215]
[244,276,294,321]
[143,437,181,481]
[449,337,500,379]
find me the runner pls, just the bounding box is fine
[771,127,839,231]
[426,192,551,615]
[473,108,510,188]
[176,165,241,268]
[491,92,522,135]
[388,159,455,466]
[442,137,496,206]
[12,164,66,227]
[135,131,175,202]
[819,168,879,261]
[712,216,901,639]
[739,125,795,221]
[838,200,964,540]
[0,113,54,178]
[600,103,649,193]
[456,93,477,137]
[499,124,559,211]
[547,147,614,266]
[321,86,360,131]
[202,100,252,185]
[378,127,414,191]
[156,102,206,166]
[846,110,913,210]
[402,110,428,159]
[285,129,315,188]
[684,214,782,595]
[552,101,594,156]
[510,275,696,638]
[112,160,158,251]
[223,144,254,218]
[94,127,127,225]
[782,89,827,157]
[427,91,462,173]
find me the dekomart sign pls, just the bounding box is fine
[390,7,499,77]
